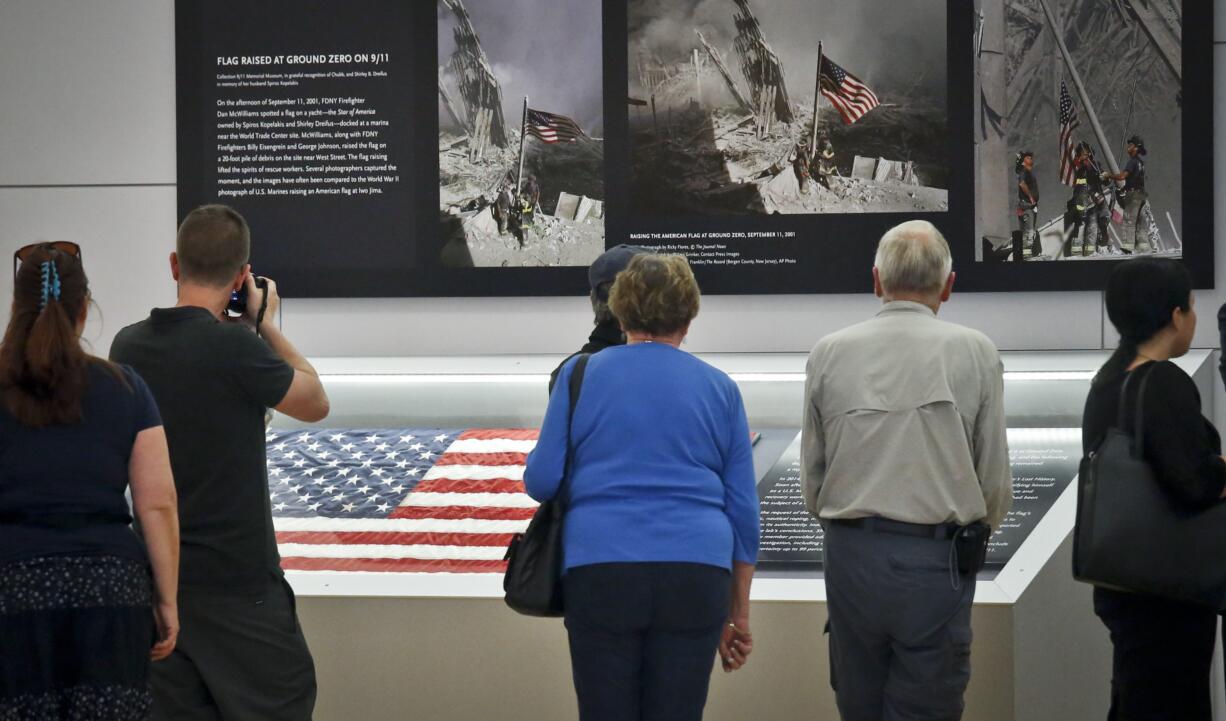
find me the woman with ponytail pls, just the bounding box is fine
[1082,257,1226,720]
[0,243,179,720]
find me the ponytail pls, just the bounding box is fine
[1092,337,1138,387]
[0,246,91,427]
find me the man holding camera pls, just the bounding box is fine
[110,204,329,721]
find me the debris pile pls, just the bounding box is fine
[437,0,605,267]
[440,0,508,161]
[456,206,604,268]
[629,0,946,216]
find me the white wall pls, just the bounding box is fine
[0,0,1216,359]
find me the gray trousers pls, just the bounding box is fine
[1121,190,1150,253]
[1018,209,1038,258]
[825,523,976,721]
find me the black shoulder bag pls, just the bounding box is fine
[503,353,590,617]
[1073,364,1226,610]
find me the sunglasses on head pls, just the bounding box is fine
[13,241,82,279]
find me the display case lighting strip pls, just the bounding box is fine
[1002,371,1095,381]
[318,371,1095,384]
[728,373,807,383]
[319,374,550,384]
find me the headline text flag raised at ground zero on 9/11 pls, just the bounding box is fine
[266,428,540,573]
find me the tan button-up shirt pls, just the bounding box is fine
[801,301,1012,528]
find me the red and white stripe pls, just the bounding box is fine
[1058,82,1080,186]
[820,77,879,125]
[526,109,583,144]
[276,429,539,574]
[1058,122,1078,186]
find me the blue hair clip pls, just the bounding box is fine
[38,260,61,310]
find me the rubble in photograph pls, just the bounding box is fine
[438,0,605,268]
[440,0,508,161]
[439,127,604,267]
[628,0,948,217]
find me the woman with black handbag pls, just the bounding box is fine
[524,254,759,721]
[1081,258,1226,720]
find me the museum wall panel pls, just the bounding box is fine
[0,3,1219,721]
[0,0,1125,357]
[0,0,175,186]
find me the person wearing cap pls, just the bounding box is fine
[1066,142,1095,257]
[791,141,813,195]
[1085,146,1114,255]
[547,244,647,393]
[1015,151,1040,259]
[1105,136,1150,254]
[814,132,836,191]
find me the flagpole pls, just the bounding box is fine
[1034,0,1121,176]
[517,96,528,193]
[809,41,824,157]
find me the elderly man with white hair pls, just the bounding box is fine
[802,220,1012,721]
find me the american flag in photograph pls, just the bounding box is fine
[526,108,584,143]
[1058,81,1080,186]
[819,55,880,125]
[267,428,539,574]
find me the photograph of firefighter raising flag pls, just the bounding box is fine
[437,0,605,269]
[627,0,949,217]
[977,0,1184,263]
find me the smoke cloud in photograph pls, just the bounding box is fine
[628,0,947,104]
[439,0,604,136]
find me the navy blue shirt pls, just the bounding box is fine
[1124,155,1146,191]
[525,343,760,572]
[0,362,161,565]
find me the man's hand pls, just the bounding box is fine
[243,274,280,329]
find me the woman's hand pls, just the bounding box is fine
[151,601,179,661]
[719,614,753,672]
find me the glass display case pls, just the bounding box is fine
[269,350,1217,603]
[275,350,1217,721]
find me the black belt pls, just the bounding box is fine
[829,517,961,540]
[0,511,132,530]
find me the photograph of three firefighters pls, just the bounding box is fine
[977,0,1184,263]
[436,0,1187,269]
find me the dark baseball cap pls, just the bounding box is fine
[589,244,649,300]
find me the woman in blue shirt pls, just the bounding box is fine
[525,254,759,721]
[0,243,179,720]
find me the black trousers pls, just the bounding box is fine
[150,575,317,721]
[1093,587,1217,721]
[563,562,730,721]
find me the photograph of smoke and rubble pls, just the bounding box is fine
[437,0,605,268]
[976,0,1182,262]
[627,0,948,216]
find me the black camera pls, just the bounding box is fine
[226,276,268,316]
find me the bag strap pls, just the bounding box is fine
[558,353,591,509]
[1117,362,1156,459]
